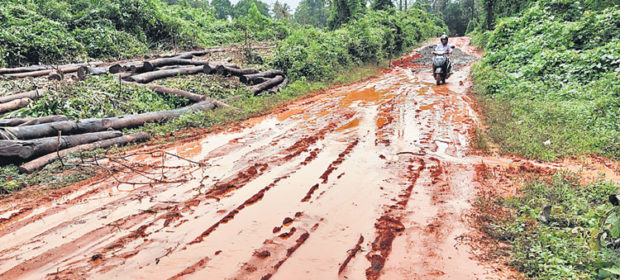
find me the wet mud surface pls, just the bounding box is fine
[0,37,617,279]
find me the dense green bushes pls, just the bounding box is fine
[272,9,446,81]
[0,0,288,67]
[472,0,619,160]
[484,172,619,279]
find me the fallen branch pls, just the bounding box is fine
[0,115,68,127]
[19,132,150,173]
[126,66,205,83]
[0,90,42,103]
[250,75,284,95]
[0,98,31,114]
[2,100,220,140]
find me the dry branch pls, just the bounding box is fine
[0,115,68,127]
[0,131,122,160]
[19,132,150,173]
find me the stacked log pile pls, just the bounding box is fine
[0,46,287,172]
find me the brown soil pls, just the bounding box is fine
[0,37,617,280]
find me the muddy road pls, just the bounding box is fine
[0,37,510,279]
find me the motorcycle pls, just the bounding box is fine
[430,45,454,85]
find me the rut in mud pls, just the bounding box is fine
[1,37,506,279]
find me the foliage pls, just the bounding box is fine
[472,1,619,160]
[293,0,329,27]
[212,0,233,20]
[0,0,282,67]
[485,172,619,279]
[273,1,292,21]
[273,8,446,81]
[328,0,364,29]
[371,0,394,11]
[232,0,270,18]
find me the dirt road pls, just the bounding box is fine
[0,37,510,279]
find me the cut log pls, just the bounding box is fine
[0,90,42,103]
[1,100,219,140]
[77,66,110,80]
[143,58,208,71]
[6,62,102,78]
[0,65,51,75]
[19,132,150,173]
[204,62,239,74]
[122,82,235,109]
[240,70,285,84]
[268,77,289,94]
[0,115,68,127]
[215,65,258,76]
[48,70,64,81]
[127,66,205,83]
[0,98,31,114]
[0,131,122,160]
[109,61,147,74]
[250,75,284,95]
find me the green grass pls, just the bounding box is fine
[478,171,619,279]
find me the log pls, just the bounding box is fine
[0,98,31,114]
[204,62,239,74]
[250,75,284,95]
[123,82,235,109]
[0,65,51,75]
[127,66,205,83]
[0,131,122,160]
[0,115,68,127]
[6,62,102,78]
[109,61,146,74]
[215,65,258,76]
[48,70,64,81]
[0,90,42,103]
[143,58,208,71]
[1,100,219,140]
[240,70,285,84]
[268,77,289,94]
[77,66,110,80]
[19,132,150,173]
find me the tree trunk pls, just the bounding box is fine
[77,66,110,80]
[240,70,285,84]
[143,58,209,71]
[48,70,64,81]
[0,131,122,160]
[250,75,284,95]
[204,62,239,74]
[0,65,51,75]
[6,62,102,78]
[19,132,150,173]
[268,77,289,94]
[122,82,233,109]
[0,98,31,114]
[0,90,42,104]
[215,65,258,76]
[126,66,206,83]
[1,100,219,140]
[0,115,68,127]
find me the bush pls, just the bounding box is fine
[472,1,619,160]
[272,9,446,81]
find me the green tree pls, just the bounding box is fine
[372,0,394,10]
[273,1,291,20]
[211,0,233,19]
[294,0,329,27]
[328,0,363,29]
[233,0,270,18]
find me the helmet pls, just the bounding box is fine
[440,34,448,42]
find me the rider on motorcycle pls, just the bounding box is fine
[435,34,452,74]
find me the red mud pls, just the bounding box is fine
[0,37,616,280]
